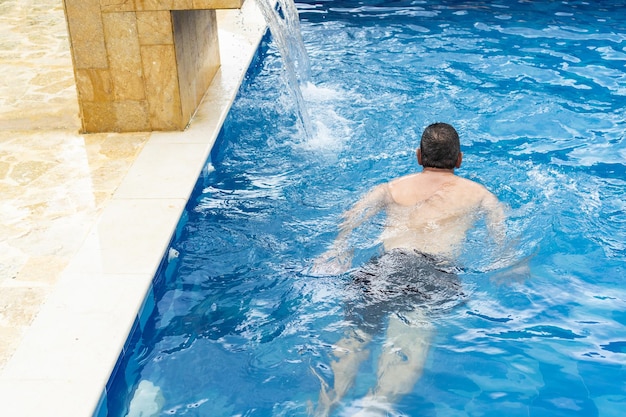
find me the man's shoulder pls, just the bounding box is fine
[456,176,489,191]
[389,173,420,184]
[454,177,500,205]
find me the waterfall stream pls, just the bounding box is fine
[256,0,315,140]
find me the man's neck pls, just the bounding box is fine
[422,167,455,174]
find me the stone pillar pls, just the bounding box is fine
[61,0,244,133]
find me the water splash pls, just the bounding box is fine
[257,0,315,140]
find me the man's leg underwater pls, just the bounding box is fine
[313,328,372,417]
[356,310,433,414]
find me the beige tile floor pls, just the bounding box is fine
[0,0,267,415]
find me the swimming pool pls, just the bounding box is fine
[97,0,626,416]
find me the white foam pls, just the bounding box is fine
[295,83,356,152]
[341,397,404,417]
[301,82,342,102]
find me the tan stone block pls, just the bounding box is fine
[135,0,174,11]
[192,0,243,9]
[172,0,193,10]
[114,101,151,132]
[136,0,243,11]
[141,45,184,130]
[101,12,146,101]
[81,101,118,133]
[81,101,151,132]
[100,0,135,12]
[69,40,108,70]
[75,69,114,102]
[63,0,103,42]
[136,11,174,45]
[171,0,195,10]
[177,0,193,9]
[63,0,108,68]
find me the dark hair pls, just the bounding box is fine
[420,122,461,169]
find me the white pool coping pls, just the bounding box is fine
[0,2,267,416]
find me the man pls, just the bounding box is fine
[311,122,506,417]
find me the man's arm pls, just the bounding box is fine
[334,184,390,251]
[312,184,390,274]
[482,192,506,246]
[481,192,533,284]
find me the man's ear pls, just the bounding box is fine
[456,152,463,169]
[417,148,423,166]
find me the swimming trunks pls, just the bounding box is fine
[345,249,465,331]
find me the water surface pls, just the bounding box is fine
[103,1,626,416]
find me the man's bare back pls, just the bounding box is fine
[382,168,503,258]
[313,123,504,273]
[313,168,503,275]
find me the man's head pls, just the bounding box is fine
[418,122,462,170]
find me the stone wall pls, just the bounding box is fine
[62,0,243,133]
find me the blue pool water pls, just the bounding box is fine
[100,1,626,416]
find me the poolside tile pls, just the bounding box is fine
[0,377,98,417]
[0,272,154,416]
[63,198,186,275]
[1,272,151,379]
[113,142,211,199]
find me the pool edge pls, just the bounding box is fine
[0,2,267,416]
